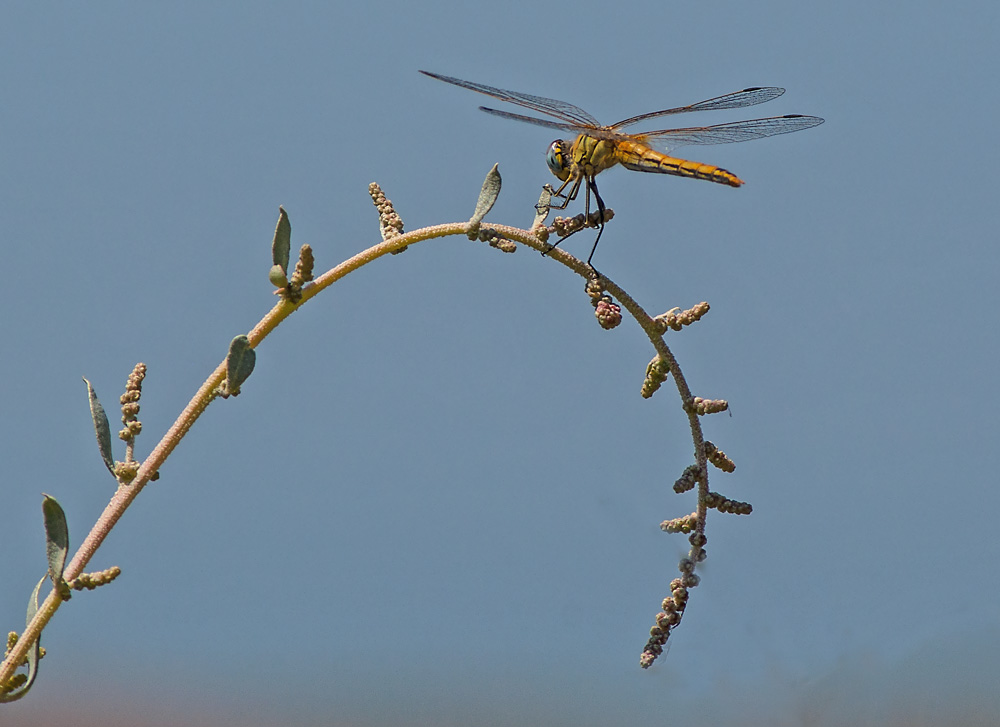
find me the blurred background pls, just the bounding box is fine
[2,2,998,725]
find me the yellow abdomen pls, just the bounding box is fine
[613,139,743,187]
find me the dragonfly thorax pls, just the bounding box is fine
[545,140,572,181]
[571,134,619,176]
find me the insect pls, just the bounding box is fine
[420,70,824,264]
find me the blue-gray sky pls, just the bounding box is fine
[2,2,998,725]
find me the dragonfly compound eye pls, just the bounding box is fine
[546,140,571,181]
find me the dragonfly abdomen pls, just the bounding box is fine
[615,141,743,187]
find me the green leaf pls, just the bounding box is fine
[271,206,291,274]
[41,495,71,601]
[83,377,115,475]
[0,576,46,702]
[41,495,68,581]
[469,163,501,228]
[225,335,256,396]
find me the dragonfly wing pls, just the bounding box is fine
[612,87,787,129]
[636,115,825,153]
[420,70,601,127]
[478,107,598,135]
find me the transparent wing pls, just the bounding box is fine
[612,87,787,129]
[635,115,825,153]
[476,107,597,135]
[420,70,602,128]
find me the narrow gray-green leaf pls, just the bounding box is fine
[0,576,46,702]
[271,206,291,274]
[83,377,115,475]
[41,495,69,584]
[225,335,256,396]
[469,164,501,227]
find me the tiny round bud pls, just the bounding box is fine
[268,265,289,288]
[594,299,622,330]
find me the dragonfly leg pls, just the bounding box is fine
[539,174,606,275]
[540,176,583,256]
[544,176,579,211]
[585,175,606,267]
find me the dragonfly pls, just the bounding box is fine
[420,70,824,264]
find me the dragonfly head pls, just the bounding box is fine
[545,140,572,181]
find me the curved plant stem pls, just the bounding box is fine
[1,218,710,684]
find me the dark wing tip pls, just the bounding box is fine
[785,114,825,124]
